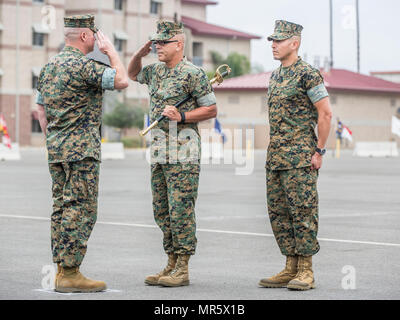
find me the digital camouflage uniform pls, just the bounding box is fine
[136,21,216,255]
[36,15,116,268]
[266,20,329,257]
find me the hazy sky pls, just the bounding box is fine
[206,0,399,75]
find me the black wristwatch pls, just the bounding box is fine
[316,148,326,156]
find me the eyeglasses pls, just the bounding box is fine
[152,40,179,46]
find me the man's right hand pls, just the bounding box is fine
[128,41,153,81]
[96,30,117,57]
[135,40,153,58]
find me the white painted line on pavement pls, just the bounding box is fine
[1,214,400,248]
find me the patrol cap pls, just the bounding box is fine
[150,20,184,41]
[64,14,99,33]
[267,20,303,41]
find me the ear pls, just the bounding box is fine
[80,31,87,42]
[292,38,300,50]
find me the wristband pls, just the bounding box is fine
[179,112,186,124]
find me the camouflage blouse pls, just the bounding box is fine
[137,58,216,163]
[36,46,116,163]
[266,57,329,170]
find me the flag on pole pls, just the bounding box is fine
[342,124,353,142]
[144,114,150,129]
[0,114,12,149]
[392,116,400,137]
[214,118,226,143]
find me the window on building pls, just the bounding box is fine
[33,0,45,3]
[330,95,337,105]
[114,0,124,11]
[261,96,268,113]
[31,116,42,133]
[390,99,396,107]
[33,32,45,46]
[228,96,240,104]
[150,0,162,15]
[113,31,129,53]
[192,42,203,67]
[32,75,39,89]
[114,38,124,52]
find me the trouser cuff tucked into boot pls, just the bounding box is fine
[259,255,298,288]
[287,256,315,290]
[158,255,190,287]
[145,253,178,286]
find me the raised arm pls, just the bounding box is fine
[96,31,129,90]
[128,40,153,81]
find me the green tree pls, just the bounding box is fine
[103,101,145,141]
[210,51,251,78]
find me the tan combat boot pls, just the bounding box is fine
[145,253,178,286]
[287,256,315,290]
[158,254,190,287]
[55,266,107,293]
[54,263,61,286]
[259,255,298,288]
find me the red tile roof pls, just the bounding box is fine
[182,16,261,40]
[370,71,400,75]
[182,0,218,5]
[213,69,400,94]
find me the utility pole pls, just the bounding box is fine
[356,0,360,73]
[329,0,334,68]
[97,0,103,27]
[15,0,20,144]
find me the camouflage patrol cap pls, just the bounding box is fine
[267,20,303,41]
[64,14,98,33]
[150,20,184,41]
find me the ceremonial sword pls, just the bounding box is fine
[140,64,231,137]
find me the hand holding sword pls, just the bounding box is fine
[140,64,231,136]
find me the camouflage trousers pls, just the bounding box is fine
[151,162,200,255]
[48,158,100,267]
[266,166,320,257]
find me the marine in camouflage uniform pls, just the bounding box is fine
[259,20,332,290]
[36,15,126,292]
[129,21,217,287]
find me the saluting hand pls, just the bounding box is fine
[135,40,153,58]
[96,30,117,56]
[162,105,182,122]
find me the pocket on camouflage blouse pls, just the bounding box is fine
[279,85,298,99]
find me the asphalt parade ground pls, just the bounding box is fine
[0,148,399,300]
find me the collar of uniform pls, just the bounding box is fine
[166,56,187,72]
[63,46,85,56]
[280,56,302,75]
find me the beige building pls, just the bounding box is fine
[0,0,260,146]
[0,0,65,146]
[371,71,400,84]
[211,68,400,150]
[181,0,260,71]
